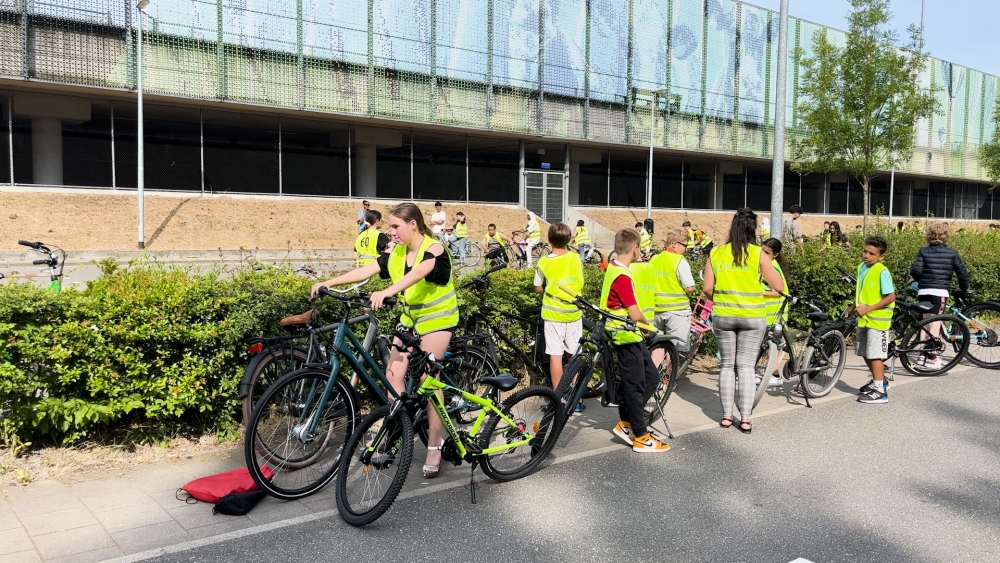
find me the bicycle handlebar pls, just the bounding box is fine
[459,261,507,290]
[555,282,658,333]
[315,286,398,308]
[32,259,51,266]
[18,240,41,249]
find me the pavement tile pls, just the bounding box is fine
[33,524,116,560]
[47,546,125,563]
[166,503,249,531]
[0,503,22,531]
[0,525,35,555]
[1,550,43,563]
[246,498,314,525]
[9,494,88,519]
[75,483,154,514]
[19,506,99,536]
[124,463,202,493]
[94,502,174,534]
[111,521,190,555]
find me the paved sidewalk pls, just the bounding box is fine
[0,355,973,563]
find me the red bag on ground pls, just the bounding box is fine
[180,466,275,503]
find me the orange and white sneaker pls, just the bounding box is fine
[632,433,671,453]
[612,421,633,445]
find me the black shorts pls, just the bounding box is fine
[918,295,947,315]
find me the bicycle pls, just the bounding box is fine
[568,244,604,266]
[17,240,65,292]
[753,294,848,409]
[243,289,496,500]
[549,283,678,437]
[336,328,563,526]
[444,236,483,267]
[905,284,1000,369]
[646,297,716,411]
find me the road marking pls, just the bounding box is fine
[789,559,815,563]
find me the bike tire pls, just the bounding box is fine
[464,242,483,267]
[899,314,970,376]
[553,354,593,428]
[531,243,549,261]
[245,368,357,500]
[752,339,780,409]
[241,346,310,424]
[960,302,1000,369]
[478,386,562,482]
[586,249,604,266]
[802,330,847,398]
[336,405,413,527]
[644,339,679,427]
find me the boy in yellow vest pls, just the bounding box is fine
[446,211,469,265]
[534,223,585,411]
[483,223,507,266]
[354,210,389,267]
[855,236,896,404]
[635,222,652,258]
[648,229,696,363]
[572,220,594,261]
[602,229,670,453]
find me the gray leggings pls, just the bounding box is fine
[713,316,767,418]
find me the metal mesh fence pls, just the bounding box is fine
[0,0,994,182]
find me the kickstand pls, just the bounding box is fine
[654,402,675,439]
[469,461,478,504]
[800,376,812,408]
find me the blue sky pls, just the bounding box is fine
[752,0,1000,76]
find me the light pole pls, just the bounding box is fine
[646,87,671,219]
[136,0,149,250]
[770,0,789,240]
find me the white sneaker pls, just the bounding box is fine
[767,375,783,388]
[923,356,943,370]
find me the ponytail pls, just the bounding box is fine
[389,202,433,237]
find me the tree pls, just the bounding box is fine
[980,98,1000,188]
[792,0,937,230]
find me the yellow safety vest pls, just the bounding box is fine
[710,243,765,318]
[600,262,644,345]
[387,235,459,335]
[527,223,541,240]
[454,221,468,239]
[699,234,713,249]
[650,251,690,313]
[764,260,789,326]
[686,228,697,250]
[354,228,381,266]
[536,253,583,322]
[631,262,657,321]
[856,262,895,331]
[485,233,505,249]
[574,227,591,244]
[639,229,652,252]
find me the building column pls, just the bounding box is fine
[354,144,377,198]
[31,117,63,186]
[568,146,602,206]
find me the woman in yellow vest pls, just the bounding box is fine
[353,210,389,267]
[702,208,784,434]
[573,219,594,261]
[312,203,458,478]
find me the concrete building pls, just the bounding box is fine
[1,0,997,221]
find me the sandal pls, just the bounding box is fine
[719,416,734,429]
[422,440,445,479]
[738,420,752,434]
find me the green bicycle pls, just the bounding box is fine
[18,240,65,292]
[336,328,564,527]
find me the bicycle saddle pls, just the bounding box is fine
[279,309,319,327]
[480,373,519,392]
[913,301,936,312]
[806,311,829,323]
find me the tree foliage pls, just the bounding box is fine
[979,97,1000,188]
[791,0,937,228]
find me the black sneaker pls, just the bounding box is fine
[859,378,890,394]
[857,389,888,404]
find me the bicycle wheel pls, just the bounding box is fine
[589,249,603,266]
[464,242,483,268]
[478,386,562,482]
[241,346,309,424]
[245,368,358,500]
[644,339,678,427]
[336,405,414,527]
[961,302,1000,369]
[553,354,593,428]
[531,243,549,261]
[899,314,970,376]
[752,339,780,408]
[801,330,847,398]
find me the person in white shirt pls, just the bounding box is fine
[430,201,447,241]
[782,205,803,244]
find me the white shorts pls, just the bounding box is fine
[855,327,889,361]
[544,319,583,356]
[654,310,692,353]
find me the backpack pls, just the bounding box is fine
[178,466,274,504]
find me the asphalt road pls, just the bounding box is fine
[149,368,1000,563]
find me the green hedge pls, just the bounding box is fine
[2,229,998,450]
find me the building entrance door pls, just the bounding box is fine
[524,169,566,223]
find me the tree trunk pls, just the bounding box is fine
[862,176,870,234]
